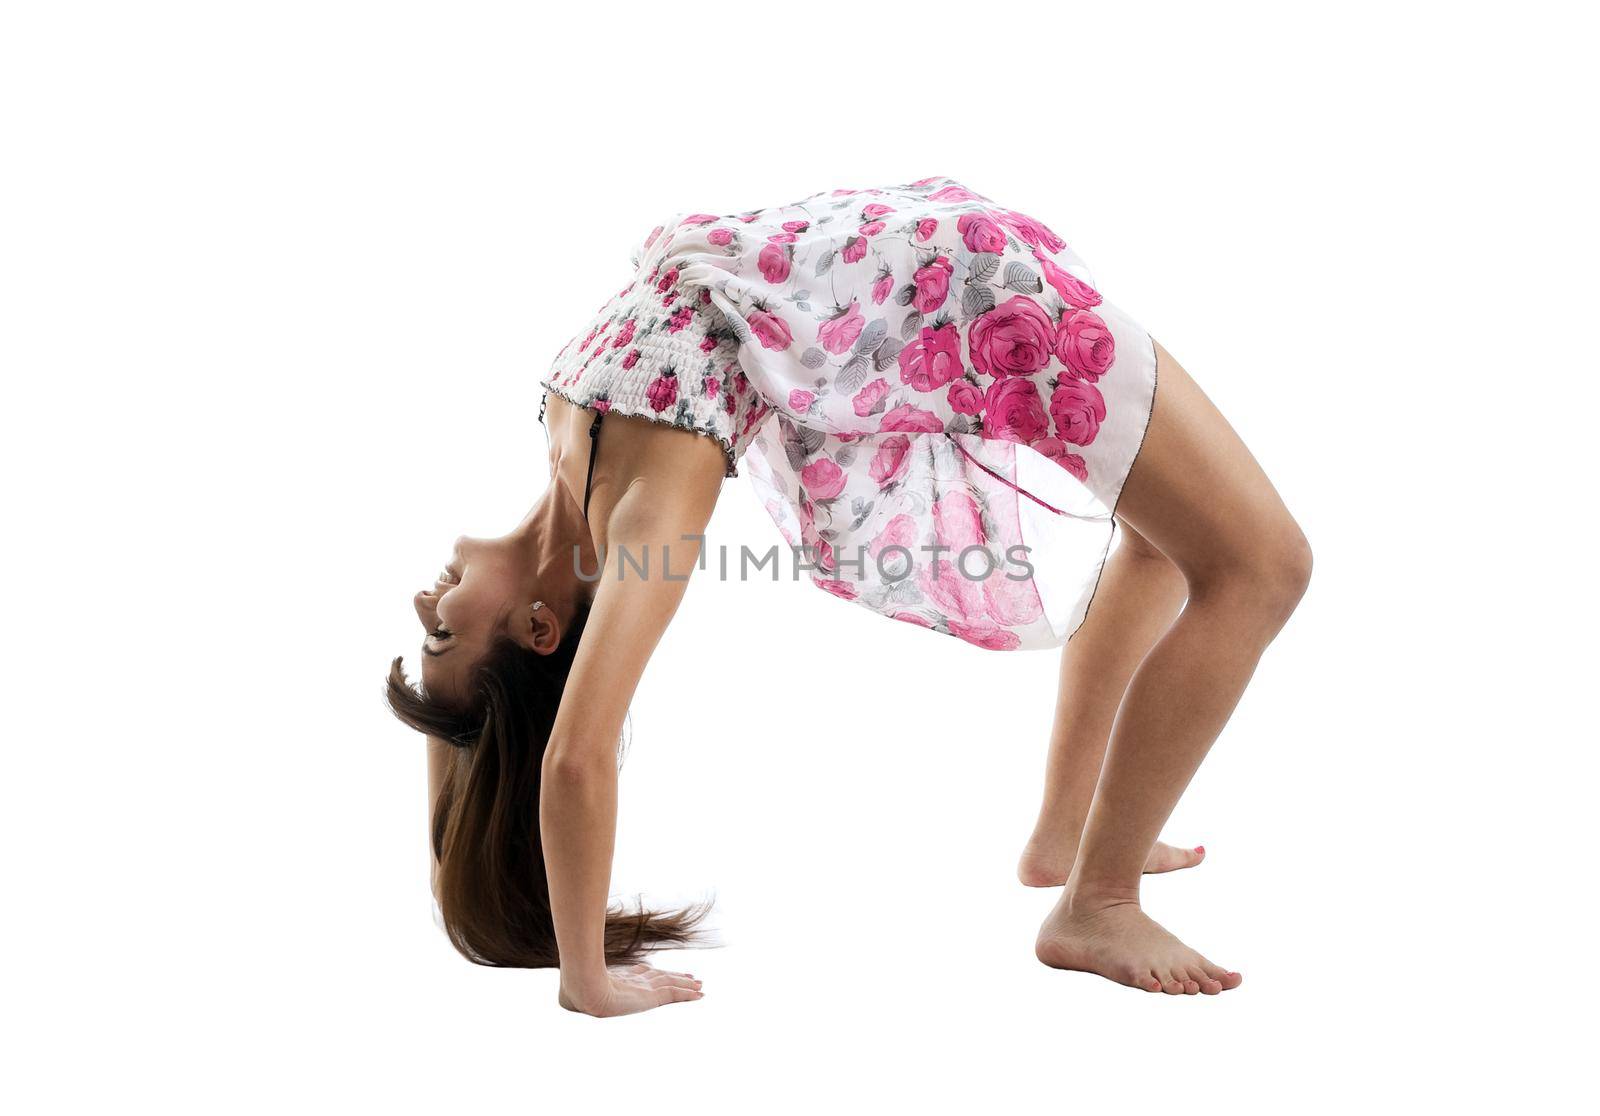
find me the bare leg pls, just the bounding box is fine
[1036,341,1312,995]
[1017,522,1195,887]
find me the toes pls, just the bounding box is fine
[1156,970,1184,995]
[1188,956,1243,991]
[1198,978,1224,995]
[1146,842,1206,873]
[1131,970,1161,993]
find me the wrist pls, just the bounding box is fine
[558,964,610,1007]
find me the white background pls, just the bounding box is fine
[5,1,1595,1111]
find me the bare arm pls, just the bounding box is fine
[540,467,720,1016]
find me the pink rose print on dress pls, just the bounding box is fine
[646,369,678,413]
[968,296,1055,377]
[1029,436,1087,481]
[759,242,792,284]
[947,380,983,414]
[1048,381,1107,446]
[920,561,983,621]
[870,514,921,559]
[947,619,1021,651]
[933,489,986,552]
[957,212,1008,254]
[592,396,612,413]
[996,208,1066,253]
[541,177,1145,652]
[872,268,894,304]
[983,572,1044,626]
[814,578,859,601]
[928,184,984,203]
[1034,249,1102,308]
[818,300,866,354]
[897,322,965,392]
[912,257,954,314]
[983,377,1050,444]
[800,456,848,501]
[1055,310,1116,381]
[748,308,793,351]
[852,377,891,417]
[868,434,912,486]
[879,402,944,433]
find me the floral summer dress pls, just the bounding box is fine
[539,175,1157,651]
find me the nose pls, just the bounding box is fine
[414,590,437,628]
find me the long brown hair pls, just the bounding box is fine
[385,604,708,967]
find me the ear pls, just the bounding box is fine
[512,600,562,655]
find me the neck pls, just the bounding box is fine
[509,479,598,615]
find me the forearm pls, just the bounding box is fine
[540,745,619,997]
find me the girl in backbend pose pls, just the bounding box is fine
[387,176,1311,1016]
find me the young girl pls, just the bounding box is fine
[388,176,1310,1016]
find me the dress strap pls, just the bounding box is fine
[583,410,603,521]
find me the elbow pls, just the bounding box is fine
[542,744,614,786]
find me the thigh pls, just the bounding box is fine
[1114,341,1303,581]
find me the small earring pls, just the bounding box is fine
[531,601,545,612]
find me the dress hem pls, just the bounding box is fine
[1065,329,1161,647]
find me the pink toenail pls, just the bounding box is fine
[1194,846,1205,854]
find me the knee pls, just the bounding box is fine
[1192,521,1311,625]
[1250,523,1312,622]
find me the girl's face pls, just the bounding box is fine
[412,534,537,703]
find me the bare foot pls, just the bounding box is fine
[1017,839,1205,887]
[1035,891,1242,995]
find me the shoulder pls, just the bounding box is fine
[591,414,727,543]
